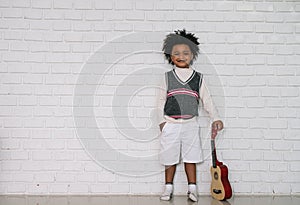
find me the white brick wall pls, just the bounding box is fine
[0,0,299,195]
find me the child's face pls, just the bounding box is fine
[171,44,193,68]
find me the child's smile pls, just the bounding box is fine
[171,44,193,68]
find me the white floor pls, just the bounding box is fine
[0,195,299,205]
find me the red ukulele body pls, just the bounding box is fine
[210,129,232,201]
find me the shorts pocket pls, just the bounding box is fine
[161,122,168,132]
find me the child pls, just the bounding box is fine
[158,29,224,202]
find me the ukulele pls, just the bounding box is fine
[210,128,232,201]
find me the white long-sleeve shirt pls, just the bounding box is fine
[158,66,221,124]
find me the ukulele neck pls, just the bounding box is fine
[211,139,217,168]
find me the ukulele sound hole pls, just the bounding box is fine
[214,172,218,180]
[213,189,222,194]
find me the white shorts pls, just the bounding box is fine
[159,121,203,166]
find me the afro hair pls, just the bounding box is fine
[162,29,200,65]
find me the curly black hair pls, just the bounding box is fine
[162,29,200,65]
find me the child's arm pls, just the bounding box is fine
[157,75,167,131]
[199,79,223,131]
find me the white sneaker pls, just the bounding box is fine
[187,191,198,202]
[160,184,173,201]
[160,192,173,201]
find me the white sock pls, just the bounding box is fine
[165,184,173,193]
[188,184,197,193]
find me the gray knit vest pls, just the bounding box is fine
[164,69,203,119]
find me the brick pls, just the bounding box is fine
[135,1,153,10]
[253,183,273,194]
[247,98,265,108]
[110,184,130,193]
[242,173,261,182]
[45,118,65,128]
[95,1,113,10]
[155,1,173,11]
[11,129,30,138]
[85,11,104,21]
[125,11,144,21]
[53,0,72,9]
[292,184,300,193]
[275,24,294,34]
[246,13,265,22]
[24,118,44,128]
[236,3,255,11]
[32,0,52,9]
[174,1,196,11]
[44,32,63,42]
[134,23,153,31]
[265,13,285,23]
[285,13,300,23]
[90,184,110,193]
[232,140,251,150]
[256,3,274,12]
[222,150,241,160]
[205,12,224,22]
[263,151,283,161]
[131,183,151,194]
[7,184,26,193]
[115,0,133,10]
[13,173,33,182]
[63,10,83,20]
[32,151,52,160]
[0,96,17,105]
[273,141,293,151]
[56,173,75,182]
[4,118,23,128]
[73,0,92,9]
[273,183,291,194]
[77,173,96,182]
[0,152,10,160]
[83,33,105,42]
[283,151,300,161]
[19,96,38,106]
[2,8,23,18]
[53,21,71,31]
[35,173,54,182]
[73,21,92,31]
[255,24,274,33]
[2,161,21,171]
[23,8,43,19]
[263,130,283,140]
[215,45,234,54]
[49,184,68,193]
[269,119,288,129]
[0,0,11,8]
[69,184,89,193]
[26,183,47,194]
[286,56,300,65]
[44,10,64,20]
[252,139,272,150]
[146,11,165,21]
[246,56,265,65]
[250,162,268,171]
[54,151,74,161]
[233,183,252,193]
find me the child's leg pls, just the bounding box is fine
[184,163,198,202]
[165,164,176,183]
[184,163,196,183]
[160,165,176,201]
